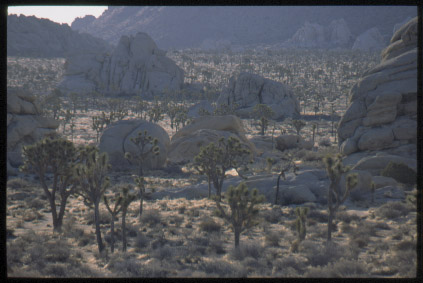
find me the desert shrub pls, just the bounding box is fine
[78,232,93,247]
[84,209,112,225]
[63,217,84,239]
[178,205,186,214]
[107,253,145,277]
[23,208,44,221]
[302,150,321,162]
[200,259,247,277]
[374,201,411,219]
[261,207,282,224]
[308,209,328,223]
[373,222,390,230]
[348,221,377,248]
[384,248,417,277]
[319,138,331,147]
[7,178,33,189]
[169,215,184,227]
[135,233,150,249]
[44,263,68,277]
[199,217,221,233]
[301,240,345,267]
[305,259,368,277]
[207,236,226,254]
[151,245,173,262]
[336,211,361,224]
[393,239,416,252]
[44,239,71,262]
[27,197,45,210]
[230,242,262,261]
[265,231,280,247]
[381,161,416,185]
[140,209,162,227]
[272,256,306,275]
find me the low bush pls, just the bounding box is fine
[265,231,280,247]
[374,201,411,219]
[230,242,263,261]
[7,178,33,189]
[261,207,282,224]
[140,209,162,227]
[200,259,247,277]
[301,240,345,267]
[199,217,221,233]
[305,259,368,277]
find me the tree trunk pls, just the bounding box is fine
[139,188,144,218]
[234,227,241,248]
[94,201,104,252]
[327,210,333,242]
[110,216,115,253]
[49,196,60,232]
[122,210,127,252]
[56,194,68,231]
[275,173,283,205]
[207,178,211,199]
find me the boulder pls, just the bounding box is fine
[279,185,317,205]
[374,185,405,201]
[59,32,184,97]
[216,72,300,120]
[275,135,301,151]
[338,17,417,170]
[372,176,398,189]
[340,170,373,194]
[352,27,386,51]
[7,88,60,173]
[99,119,170,171]
[168,115,256,164]
[352,154,417,175]
[187,100,214,118]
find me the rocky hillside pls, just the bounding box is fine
[338,17,417,174]
[71,6,416,49]
[7,14,112,58]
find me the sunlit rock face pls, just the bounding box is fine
[59,32,184,97]
[352,27,386,51]
[338,17,417,174]
[7,88,60,175]
[217,72,301,120]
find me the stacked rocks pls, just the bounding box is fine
[217,72,301,120]
[59,32,184,97]
[7,89,60,175]
[338,17,417,174]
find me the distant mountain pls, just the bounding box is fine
[8,14,112,58]
[71,6,417,50]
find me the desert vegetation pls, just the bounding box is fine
[7,47,417,278]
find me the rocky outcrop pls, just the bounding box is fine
[217,72,300,120]
[7,14,111,58]
[71,15,97,31]
[70,6,416,49]
[352,27,386,51]
[275,135,313,152]
[283,19,353,49]
[99,119,170,171]
[59,32,184,97]
[7,88,60,175]
[168,115,257,164]
[338,17,417,175]
[187,100,213,118]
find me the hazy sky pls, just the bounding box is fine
[8,6,108,25]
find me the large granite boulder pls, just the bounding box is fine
[216,72,300,120]
[99,119,170,171]
[7,88,60,175]
[168,115,257,164]
[7,14,111,58]
[338,17,417,174]
[59,32,184,97]
[352,27,386,51]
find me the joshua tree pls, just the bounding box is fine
[323,154,358,241]
[174,109,188,131]
[91,115,107,143]
[295,207,309,242]
[193,137,251,202]
[274,155,298,205]
[292,119,306,136]
[20,136,79,232]
[119,184,137,252]
[103,191,123,253]
[147,99,165,123]
[252,104,275,136]
[215,182,264,248]
[311,123,317,146]
[61,109,74,135]
[107,98,128,121]
[69,92,79,114]
[124,130,160,217]
[75,146,111,253]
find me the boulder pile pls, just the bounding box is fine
[59,32,184,97]
[7,89,60,175]
[338,17,417,175]
[217,72,301,120]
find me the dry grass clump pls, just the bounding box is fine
[107,252,168,277]
[230,242,263,261]
[7,177,34,189]
[260,207,283,224]
[348,221,377,248]
[264,230,280,247]
[374,201,411,219]
[305,259,368,277]
[140,209,162,227]
[199,217,221,233]
[199,259,247,277]
[300,240,346,267]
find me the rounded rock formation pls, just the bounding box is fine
[338,17,417,174]
[99,119,170,171]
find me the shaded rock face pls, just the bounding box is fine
[352,27,386,51]
[168,115,257,164]
[283,19,353,49]
[59,32,184,97]
[7,88,60,175]
[99,119,170,171]
[7,14,111,58]
[338,17,417,173]
[217,72,300,120]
